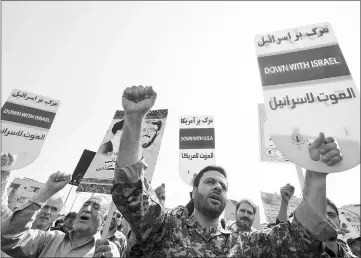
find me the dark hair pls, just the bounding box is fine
[151,120,162,131]
[327,198,339,217]
[185,192,194,217]
[64,212,77,221]
[112,120,124,135]
[236,199,257,215]
[54,218,63,227]
[192,165,227,188]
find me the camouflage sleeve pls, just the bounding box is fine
[230,199,338,258]
[111,159,169,250]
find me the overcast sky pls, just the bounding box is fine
[2,1,360,222]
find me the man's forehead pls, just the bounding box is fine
[46,197,63,209]
[238,203,253,211]
[201,171,227,183]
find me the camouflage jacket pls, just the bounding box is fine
[111,159,340,257]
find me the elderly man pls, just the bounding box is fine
[101,210,127,258]
[111,85,346,257]
[1,171,119,258]
[1,153,64,233]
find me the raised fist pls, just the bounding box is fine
[44,171,71,195]
[280,183,295,203]
[309,132,342,166]
[122,85,157,117]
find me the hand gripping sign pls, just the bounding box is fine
[1,89,60,170]
[254,22,360,173]
[179,116,216,186]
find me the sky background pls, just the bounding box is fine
[2,1,360,223]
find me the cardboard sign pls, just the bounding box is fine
[77,109,168,194]
[179,116,216,186]
[69,149,96,186]
[1,89,60,170]
[338,212,360,240]
[255,22,360,173]
[260,191,302,223]
[258,103,292,163]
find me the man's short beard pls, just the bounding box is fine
[193,191,225,219]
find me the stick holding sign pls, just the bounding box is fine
[101,202,117,240]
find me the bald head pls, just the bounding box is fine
[33,194,64,231]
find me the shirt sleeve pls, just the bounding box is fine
[111,159,169,253]
[230,198,338,258]
[1,171,13,225]
[1,199,54,258]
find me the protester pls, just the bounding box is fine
[276,183,295,225]
[51,212,77,233]
[111,85,345,257]
[1,153,64,233]
[51,217,64,231]
[101,210,127,258]
[154,183,165,207]
[227,199,258,235]
[324,198,357,257]
[1,171,120,258]
[275,184,356,257]
[347,237,361,258]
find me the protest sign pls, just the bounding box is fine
[224,199,261,230]
[338,212,360,241]
[69,149,96,186]
[77,109,168,194]
[260,191,302,223]
[255,22,360,173]
[258,103,291,163]
[1,89,60,170]
[179,116,216,186]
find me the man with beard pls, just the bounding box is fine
[111,85,346,257]
[99,120,125,156]
[102,210,127,258]
[227,199,258,237]
[141,120,162,150]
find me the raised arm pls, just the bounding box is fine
[112,86,169,252]
[115,85,156,175]
[1,172,70,257]
[230,133,342,258]
[276,184,294,224]
[1,153,15,224]
[301,133,343,256]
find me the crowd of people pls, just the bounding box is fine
[1,85,360,257]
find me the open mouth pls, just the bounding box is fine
[79,213,91,221]
[208,193,221,203]
[39,216,49,221]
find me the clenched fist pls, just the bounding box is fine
[122,85,157,117]
[44,171,71,195]
[309,132,342,166]
[280,183,295,203]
